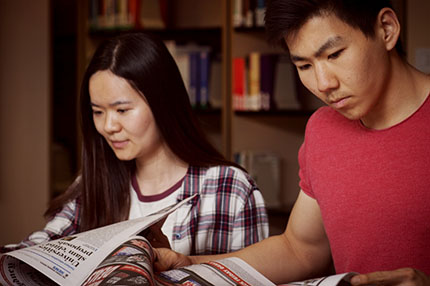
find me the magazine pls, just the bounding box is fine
[0,193,357,286]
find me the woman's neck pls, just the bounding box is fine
[134,145,189,196]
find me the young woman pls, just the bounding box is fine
[2,32,268,255]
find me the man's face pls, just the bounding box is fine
[286,14,390,121]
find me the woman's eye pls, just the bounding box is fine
[92,110,102,115]
[298,64,311,71]
[117,109,128,114]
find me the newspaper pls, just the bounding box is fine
[0,192,357,286]
[0,192,273,286]
[280,272,357,286]
[0,195,196,286]
[81,237,274,286]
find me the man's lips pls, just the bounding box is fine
[329,96,350,109]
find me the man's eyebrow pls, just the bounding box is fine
[91,100,131,107]
[290,36,344,63]
[314,36,343,57]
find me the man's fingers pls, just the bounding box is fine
[153,248,192,272]
[351,268,428,286]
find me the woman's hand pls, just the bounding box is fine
[350,268,429,286]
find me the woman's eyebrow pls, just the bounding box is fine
[91,100,132,107]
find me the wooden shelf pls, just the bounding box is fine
[89,26,221,35]
[234,26,265,33]
[235,109,315,117]
[193,108,222,115]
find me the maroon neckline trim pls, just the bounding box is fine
[131,174,185,202]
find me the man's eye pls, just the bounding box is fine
[328,49,343,60]
[117,109,128,114]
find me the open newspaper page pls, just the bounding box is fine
[280,272,358,286]
[82,235,275,286]
[156,257,275,286]
[81,237,156,286]
[0,194,196,286]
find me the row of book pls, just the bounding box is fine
[233,52,301,111]
[88,0,167,31]
[233,0,266,28]
[165,41,221,109]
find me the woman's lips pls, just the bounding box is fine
[111,140,128,149]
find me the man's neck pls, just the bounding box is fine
[360,58,430,130]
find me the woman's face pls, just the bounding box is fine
[89,70,163,161]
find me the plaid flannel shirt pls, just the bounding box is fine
[1,165,269,255]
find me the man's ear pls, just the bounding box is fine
[376,7,401,51]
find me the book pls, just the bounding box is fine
[235,150,282,209]
[260,53,279,111]
[116,0,130,29]
[233,0,244,27]
[88,0,137,31]
[255,0,266,27]
[166,42,213,108]
[189,50,200,107]
[248,52,261,110]
[198,48,211,109]
[243,0,254,28]
[104,0,116,29]
[208,56,222,109]
[138,0,167,29]
[273,55,301,110]
[169,44,192,96]
[233,57,246,111]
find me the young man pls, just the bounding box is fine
[154,1,430,285]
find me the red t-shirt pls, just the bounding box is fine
[299,95,430,274]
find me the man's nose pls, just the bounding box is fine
[315,64,339,93]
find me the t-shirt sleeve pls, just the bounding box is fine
[298,140,314,198]
[0,199,80,253]
[299,109,320,200]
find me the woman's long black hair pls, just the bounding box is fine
[46,32,241,231]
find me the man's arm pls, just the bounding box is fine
[155,190,332,285]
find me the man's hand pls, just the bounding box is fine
[350,268,430,286]
[153,248,193,272]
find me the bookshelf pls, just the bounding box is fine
[227,3,322,216]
